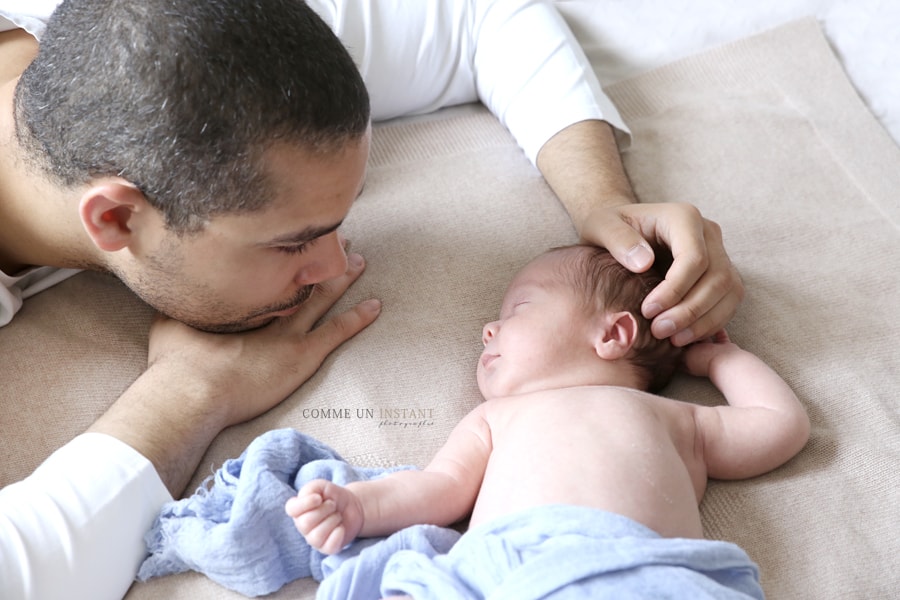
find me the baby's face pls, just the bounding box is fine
[477,252,597,400]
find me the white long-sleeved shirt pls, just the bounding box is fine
[0,2,626,598]
[307,0,627,163]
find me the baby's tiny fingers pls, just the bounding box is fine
[305,509,345,553]
[285,493,323,517]
[292,499,337,534]
[321,524,349,555]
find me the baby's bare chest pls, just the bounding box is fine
[471,388,704,535]
[482,388,699,487]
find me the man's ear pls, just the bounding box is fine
[593,310,639,361]
[78,181,149,252]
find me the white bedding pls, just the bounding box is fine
[555,0,900,148]
[5,2,896,148]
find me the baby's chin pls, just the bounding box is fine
[475,367,501,401]
[476,379,523,401]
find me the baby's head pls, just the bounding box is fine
[477,245,682,400]
[553,244,683,391]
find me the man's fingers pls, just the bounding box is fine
[291,252,368,332]
[642,249,708,322]
[656,280,741,346]
[640,204,710,320]
[646,219,743,345]
[582,208,656,273]
[303,298,382,362]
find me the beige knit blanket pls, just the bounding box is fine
[2,18,897,600]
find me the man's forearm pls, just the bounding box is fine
[87,361,225,498]
[535,119,637,236]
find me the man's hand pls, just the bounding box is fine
[286,480,364,555]
[146,252,381,428]
[536,120,744,348]
[89,252,380,496]
[580,202,744,347]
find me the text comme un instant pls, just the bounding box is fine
[301,407,435,420]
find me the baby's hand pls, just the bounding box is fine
[285,479,364,555]
[682,329,740,377]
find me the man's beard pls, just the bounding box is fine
[187,284,316,333]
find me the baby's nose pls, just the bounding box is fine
[482,321,499,345]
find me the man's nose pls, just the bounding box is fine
[294,231,348,285]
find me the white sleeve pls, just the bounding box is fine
[0,433,173,600]
[307,0,629,165]
[0,1,61,37]
[469,0,631,162]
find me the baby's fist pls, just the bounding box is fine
[285,480,360,554]
[682,330,738,377]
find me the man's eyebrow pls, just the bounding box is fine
[264,220,343,246]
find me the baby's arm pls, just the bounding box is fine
[684,330,810,480]
[286,406,492,554]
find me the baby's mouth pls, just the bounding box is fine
[481,353,499,370]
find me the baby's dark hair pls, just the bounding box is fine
[549,244,683,392]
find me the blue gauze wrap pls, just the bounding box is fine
[136,428,411,597]
[319,505,764,600]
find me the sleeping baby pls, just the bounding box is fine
[286,244,810,599]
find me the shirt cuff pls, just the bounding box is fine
[0,432,173,599]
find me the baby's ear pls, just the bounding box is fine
[593,310,639,360]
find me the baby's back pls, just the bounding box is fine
[470,385,707,539]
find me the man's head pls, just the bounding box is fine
[478,245,682,399]
[14,0,371,332]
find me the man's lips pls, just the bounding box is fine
[264,286,315,319]
[268,304,303,318]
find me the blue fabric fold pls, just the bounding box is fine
[317,524,462,600]
[321,505,765,600]
[136,428,412,597]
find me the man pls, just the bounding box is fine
[0,1,743,598]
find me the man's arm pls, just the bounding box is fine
[535,120,637,228]
[1,254,380,599]
[467,0,744,346]
[309,1,745,344]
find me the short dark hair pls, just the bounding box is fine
[551,244,683,392]
[15,0,370,232]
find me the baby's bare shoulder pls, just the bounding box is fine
[484,385,691,421]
